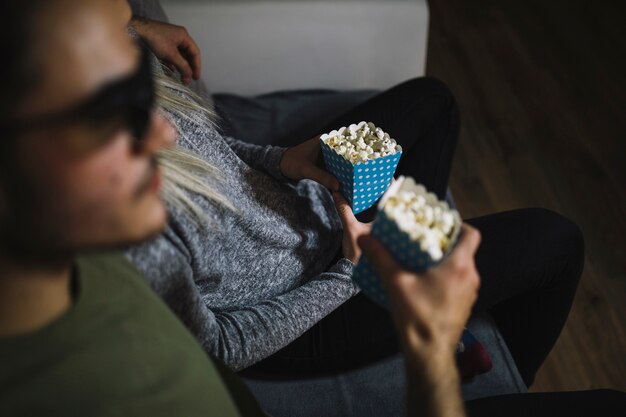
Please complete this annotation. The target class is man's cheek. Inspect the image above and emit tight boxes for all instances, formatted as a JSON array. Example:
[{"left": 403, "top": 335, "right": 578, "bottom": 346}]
[
  {"left": 66, "top": 170, "right": 130, "bottom": 224},
  {"left": 108, "top": 171, "right": 123, "bottom": 188}
]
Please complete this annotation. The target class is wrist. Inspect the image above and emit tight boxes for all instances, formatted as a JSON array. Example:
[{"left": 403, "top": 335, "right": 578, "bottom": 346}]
[
  {"left": 408, "top": 355, "right": 459, "bottom": 385},
  {"left": 405, "top": 352, "right": 464, "bottom": 417},
  {"left": 342, "top": 246, "right": 360, "bottom": 264},
  {"left": 129, "top": 16, "right": 149, "bottom": 36},
  {"left": 269, "top": 146, "right": 294, "bottom": 183},
  {"left": 129, "top": 15, "right": 145, "bottom": 26},
  {"left": 278, "top": 147, "right": 289, "bottom": 177},
  {"left": 405, "top": 342, "right": 458, "bottom": 382}
]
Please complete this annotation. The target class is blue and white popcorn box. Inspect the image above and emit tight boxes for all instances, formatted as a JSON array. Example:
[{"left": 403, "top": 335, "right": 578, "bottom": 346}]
[
  {"left": 320, "top": 140, "right": 401, "bottom": 214},
  {"left": 352, "top": 177, "right": 461, "bottom": 309}
]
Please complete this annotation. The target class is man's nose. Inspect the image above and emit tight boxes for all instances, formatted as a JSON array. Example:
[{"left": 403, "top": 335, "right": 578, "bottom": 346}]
[{"left": 136, "top": 110, "right": 177, "bottom": 155}]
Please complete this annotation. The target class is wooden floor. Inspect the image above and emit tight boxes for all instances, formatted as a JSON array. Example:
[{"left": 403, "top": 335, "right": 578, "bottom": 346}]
[{"left": 426, "top": 0, "right": 626, "bottom": 391}]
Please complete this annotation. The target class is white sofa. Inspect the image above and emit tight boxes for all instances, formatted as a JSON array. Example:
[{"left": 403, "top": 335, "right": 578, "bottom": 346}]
[{"left": 161, "top": 0, "right": 430, "bottom": 95}]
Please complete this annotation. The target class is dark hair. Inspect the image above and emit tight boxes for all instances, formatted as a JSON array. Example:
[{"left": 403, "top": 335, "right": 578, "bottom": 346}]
[
  {"left": 0, "top": 1, "right": 46, "bottom": 126},
  {"left": 0, "top": 0, "right": 46, "bottom": 172}
]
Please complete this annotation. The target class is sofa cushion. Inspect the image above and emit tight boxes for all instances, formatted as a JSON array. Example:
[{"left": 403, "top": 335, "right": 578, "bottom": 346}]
[
  {"left": 213, "top": 89, "right": 378, "bottom": 147},
  {"left": 241, "top": 314, "right": 526, "bottom": 417}
]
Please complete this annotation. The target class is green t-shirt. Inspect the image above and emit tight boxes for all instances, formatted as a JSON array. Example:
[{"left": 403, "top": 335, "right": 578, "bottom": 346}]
[{"left": 0, "top": 253, "right": 267, "bottom": 417}]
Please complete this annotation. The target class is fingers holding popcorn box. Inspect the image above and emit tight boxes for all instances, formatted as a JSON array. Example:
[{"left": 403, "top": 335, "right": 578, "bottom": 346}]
[
  {"left": 353, "top": 176, "right": 462, "bottom": 306},
  {"left": 320, "top": 121, "right": 402, "bottom": 214},
  {"left": 351, "top": 176, "right": 492, "bottom": 378}
]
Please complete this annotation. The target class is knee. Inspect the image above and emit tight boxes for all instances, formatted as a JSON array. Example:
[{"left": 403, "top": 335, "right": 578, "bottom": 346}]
[
  {"left": 397, "top": 77, "right": 460, "bottom": 139},
  {"left": 536, "top": 208, "right": 584, "bottom": 254},
  {"left": 402, "top": 76, "right": 457, "bottom": 108},
  {"left": 591, "top": 389, "right": 626, "bottom": 411},
  {"left": 594, "top": 388, "right": 626, "bottom": 397},
  {"left": 524, "top": 208, "right": 585, "bottom": 273}
]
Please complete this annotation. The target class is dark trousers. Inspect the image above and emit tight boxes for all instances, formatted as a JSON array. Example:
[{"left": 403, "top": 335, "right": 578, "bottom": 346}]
[{"left": 241, "top": 78, "right": 625, "bottom": 414}]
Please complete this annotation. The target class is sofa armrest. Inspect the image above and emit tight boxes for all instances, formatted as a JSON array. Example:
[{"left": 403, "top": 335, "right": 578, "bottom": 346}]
[
  {"left": 128, "top": 0, "right": 169, "bottom": 22},
  {"left": 161, "top": 0, "right": 429, "bottom": 95}
]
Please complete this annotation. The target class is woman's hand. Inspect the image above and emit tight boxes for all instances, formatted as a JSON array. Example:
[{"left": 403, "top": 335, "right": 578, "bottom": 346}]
[
  {"left": 279, "top": 135, "right": 340, "bottom": 191},
  {"left": 332, "top": 192, "right": 373, "bottom": 263},
  {"left": 130, "top": 17, "right": 201, "bottom": 85}
]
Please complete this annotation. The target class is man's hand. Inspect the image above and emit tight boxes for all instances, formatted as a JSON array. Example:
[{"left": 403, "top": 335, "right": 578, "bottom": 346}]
[
  {"left": 279, "top": 135, "right": 340, "bottom": 191},
  {"left": 358, "top": 224, "right": 481, "bottom": 365},
  {"left": 130, "top": 17, "right": 201, "bottom": 85},
  {"left": 358, "top": 225, "right": 480, "bottom": 417},
  {"left": 332, "top": 192, "right": 372, "bottom": 263}
]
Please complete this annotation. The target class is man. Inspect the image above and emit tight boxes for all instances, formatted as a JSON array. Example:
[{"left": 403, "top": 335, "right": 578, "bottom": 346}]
[{"left": 0, "top": 0, "right": 260, "bottom": 415}]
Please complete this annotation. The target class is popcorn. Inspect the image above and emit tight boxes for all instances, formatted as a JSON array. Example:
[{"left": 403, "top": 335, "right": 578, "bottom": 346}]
[
  {"left": 382, "top": 181, "right": 459, "bottom": 261},
  {"left": 319, "top": 122, "right": 402, "bottom": 214},
  {"left": 352, "top": 176, "right": 462, "bottom": 308},
  {"left": 320, "top": 121, "right": 402, "bottom": 164}
]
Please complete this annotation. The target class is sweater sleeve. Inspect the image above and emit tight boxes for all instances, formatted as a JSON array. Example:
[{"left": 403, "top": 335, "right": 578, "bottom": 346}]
[
  {"left": 126, "top": 235, "right": 360, "bottom": 371},
  {"left": 222, "top": 136, "right": 292, "bottom": 183}
]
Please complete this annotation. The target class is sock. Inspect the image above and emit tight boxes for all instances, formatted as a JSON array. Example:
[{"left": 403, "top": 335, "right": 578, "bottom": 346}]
[{"left": 456, "top": 329, "right": 493, "bottom": 381}]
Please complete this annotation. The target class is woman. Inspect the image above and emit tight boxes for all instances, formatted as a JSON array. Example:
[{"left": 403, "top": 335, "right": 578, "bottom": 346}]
[{"left": 127, "top": 18, "right": 583, "bottom": 388}]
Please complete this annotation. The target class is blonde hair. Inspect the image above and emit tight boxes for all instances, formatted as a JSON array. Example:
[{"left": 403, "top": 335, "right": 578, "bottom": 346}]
[{"left": 153, "top": 66, "right": 235, "bottom": 226}]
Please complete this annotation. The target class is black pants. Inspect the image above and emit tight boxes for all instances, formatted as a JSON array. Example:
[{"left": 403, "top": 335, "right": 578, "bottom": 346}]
[{"left": 242, "top": 78, "right": 625, "bottom": 414}]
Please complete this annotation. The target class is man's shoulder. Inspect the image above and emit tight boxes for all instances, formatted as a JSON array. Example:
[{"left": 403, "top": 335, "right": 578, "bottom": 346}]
[{"left": 0, "top": 250, "right": 243, "bottom": 417}]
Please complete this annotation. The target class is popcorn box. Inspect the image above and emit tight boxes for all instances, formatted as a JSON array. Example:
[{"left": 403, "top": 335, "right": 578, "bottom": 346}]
[
  {"left": 353, "top": 180, "right": 485, "bottom": 361},
  {"left": 320, "top": 140, "right": 402, "bottom": 214},
  {"left": 352, "top": 176, "right": 461, "bottom": 309}
]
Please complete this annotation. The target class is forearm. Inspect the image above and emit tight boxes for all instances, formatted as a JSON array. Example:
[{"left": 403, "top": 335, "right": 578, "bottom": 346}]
[
  {"left": 405, "top": 352, "right": 466, "bottom": 417},
  {"left": 128, "top": 15, "right": 148, "bottom": 33},
  {"left": 202, "top": 260, "right": 359, "bottom": 370},
  {"left": 222, "top": 136, "right": 291, "bottom": 182}
]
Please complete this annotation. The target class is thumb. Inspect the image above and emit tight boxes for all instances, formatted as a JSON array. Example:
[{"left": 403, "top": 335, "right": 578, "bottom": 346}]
[
  {"left": 302, "top": 164, "right": 340, "bottom": 191},
  {"left": 332, "top": 192, "right": 358, "bottom": 227},
  {"left": 447, "top": 223, "right": 482, "bottom": 264}
]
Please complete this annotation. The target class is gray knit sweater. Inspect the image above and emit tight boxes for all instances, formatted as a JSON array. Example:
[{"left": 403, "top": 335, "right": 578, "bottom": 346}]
[{"left": 126, "top": 104, "right": 359, "bottom": 371}]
